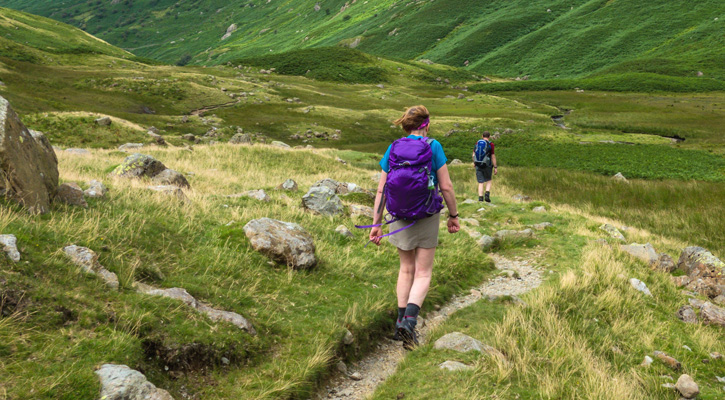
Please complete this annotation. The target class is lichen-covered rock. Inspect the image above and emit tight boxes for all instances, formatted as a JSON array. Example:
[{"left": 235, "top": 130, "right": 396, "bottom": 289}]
[
  {"left": 110, "top": 153, "right": 166, "bottom": 178},
  {"left": 302, "top": 186, "right": 344, "bottom": 216},
  {"left": 151, "top": 169, "right": 190, "bottom": 188},
  {"left": 277, "top": 179, "right": 298, "bottom": 192},
  {"left": 84, "top": 180, "right": 108, "bottom": 199},
  {"left": 678, "top": 246, "right": 725, "bottom": 278},
  {"left": 653, "top": 253, "right": 677, "bottom": 273},
  {"left": 62, "top": 245, "right": 119, "bottom": 289},
  {"left": 96, "top": 364, "right": 174, "bottom": 400},
  {"left": 349, "top": 204, "right": 373, "bottom": 219},
  {"left": 0, "top": 97, "right": 58, "bottom": 214},
  {"left": 620, "top": 243, "right": 658, "bottom": 265},
  {"left": 229, "top": 133, "right": 252, "bottom": 144},
  {"left": 227, "top": 189, "right": 271, "bottom": 202},
  {"left": 56, "top": 182, "right": 88, "bottom": 208},
  {"left": 0, "top": 234, "right": 20, "bottom": 262},
  {"left": 600, "top": 224, "right": 625, "bottom": 241},
  {"left": 243, "top": 218, "right": 317, "bottom": 269}
]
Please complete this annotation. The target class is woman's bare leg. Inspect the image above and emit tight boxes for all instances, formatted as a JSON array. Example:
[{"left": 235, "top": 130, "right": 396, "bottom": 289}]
[
  {"left": 396, "top": 249, "right": 416, "bottom": 308},
  {"left": 406, "top": 247, "right": 436, "bottom": 306}
]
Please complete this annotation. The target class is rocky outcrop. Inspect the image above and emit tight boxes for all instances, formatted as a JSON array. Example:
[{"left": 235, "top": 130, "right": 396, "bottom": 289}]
[
  {"left": 96, "top": 364, "right": 174, "bottom": 400},
  {"left": 302, "top": 186, "right": 344, "bottom": 216},
  {"left": 271, "top": 141, "right": 291, "bottom": 149},
  {"left": 676, "top": 247, "right": 725, "bottom": 299},
  {"left": 221, "top": 23, "right": 237, "bottom": 41},
  {"left": 151, "top": 169, "right": 190, "bottom": 189},
  {"left": 0, "top": 96, "right": 59, "bottom": 214},
  {"left": 243, "top": 218, "right": 317, "bottom": 269},
  {"left": 56, "top": 182, "right": 88, "bottom": 208},
  {"left": 110, "top": 154, "right": 166, "bottom": 179},
  {"left": 135, "top": 283, "right": 255, "bottom": 334},
  {"left": 0, "top": 234, "right": 20, "bottom": 262},
  {"left": 612, "top": 172, "right": 628, "bottom": 182},
  {"left": 62, "top": 245, "right": 119, "bottom": 289}
]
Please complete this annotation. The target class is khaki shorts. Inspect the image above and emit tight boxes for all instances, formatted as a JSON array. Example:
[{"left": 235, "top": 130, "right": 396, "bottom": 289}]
[{"left": 388, "top": 213, "right": 441, "bottom": 251}]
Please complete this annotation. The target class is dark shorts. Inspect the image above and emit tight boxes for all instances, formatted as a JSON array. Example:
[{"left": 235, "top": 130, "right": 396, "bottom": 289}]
[{"left": 476, "top": 165, "right": 493, "bottom": 183}]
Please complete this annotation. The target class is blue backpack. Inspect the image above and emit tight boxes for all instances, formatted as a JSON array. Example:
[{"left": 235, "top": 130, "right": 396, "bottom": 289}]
[{"left": 473, "top": 140, "right": 492, "bottom": 167}]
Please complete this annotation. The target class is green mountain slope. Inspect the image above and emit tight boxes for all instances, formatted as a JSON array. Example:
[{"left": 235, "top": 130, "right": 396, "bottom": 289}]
[{"left": 3, "top": 0, "right": 724, "bottom": 80}]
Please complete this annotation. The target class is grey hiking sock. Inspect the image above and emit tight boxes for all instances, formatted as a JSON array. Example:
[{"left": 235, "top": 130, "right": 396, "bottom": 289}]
[
  {"left": 404, "top": 303, "right": 420, "bottom": 320},
  {"left": 398, "top": 307, "right": 406, "bottom": 323}
]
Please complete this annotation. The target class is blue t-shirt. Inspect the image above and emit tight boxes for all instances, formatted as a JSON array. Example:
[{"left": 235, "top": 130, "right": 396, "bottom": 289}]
[{"left": 379, "top": 135, "right": 448, "bottom": 185}]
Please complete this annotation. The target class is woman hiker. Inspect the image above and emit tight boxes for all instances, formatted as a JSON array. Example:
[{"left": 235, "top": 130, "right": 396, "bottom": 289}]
[{"left": 369, "top": 105, "right": 460, "bottom": 349}]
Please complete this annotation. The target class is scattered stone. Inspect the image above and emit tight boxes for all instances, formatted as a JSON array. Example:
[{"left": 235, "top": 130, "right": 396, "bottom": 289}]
[
  {"left": 0, "top": 98, "right": 59, "bottom": 214},
  {"left": 227, "top": 189, "right": 271, "bottom": 202},
  {"left": 641, "top": 355, "right": 653, "bottom": 367},
  {"left": 151, "top": 169, "right": 190, "bottom": 189},
  {"left": 335, "top": 157, "right": 347, "bottom": 165},
  {"left": 349, "top": 204, "right": 374, "bottom": 219},
  {"left": 478, "top": 235, "right": 497, "bottom": 251},
  {"left": 682, "top": 345, "right": 692, "bottom": 352},
  {"left": 110, "top": 153, "right": 166, "bottom": 178},
  {"left": 653, "top": 253, "right": 677, "bottom": 273},
  {"left": 62, "top": 245, "right": 119, "bottom": 289},
  {"left": 512, "top": 194, "right": 531, "bottom": 202},
  {"left": 654, "top": 351, "right": 681, "bottom": 370},
  {"left": 531, "top": 222, "right": 553, "bottom": 230},
  {"left": 710, "top": 352, "right": 723, "bottom": 360},
  {"left": 675, "top": 374, "right": 699, "bottom": 399},
  {"left": 336, "top": 225, "right": 354, "bottom": 238},
  {"left": 271, "top": 141, "right": 291, "bottom": 149},
  {"left": 95, "top": 116, "right": 111, "bottom": 126},
  {"left": 612, "top": 172, "right": 628, "bottom": 182},
  {"left": 343, "top": 329, "right": 354, "bottom": 345},
  {"left": 96, "top": 364, "right": 174, "bottom": 400},
  {"left": 56, "top": 182, "right": 88, "bottom": 208},
  {"left": 182, "top": 133, "right": 197, "bottom": 142},
  {"left": 620, "top": 243, "right": 658, "bottom": 264},
  {"left": 450, "top": 159, "right": 463, "bottom": 165},
  {"left": 349, "top": 372, "right": 362, "bottom": 381},
  {"left": 434, "top": 332, "right": 504, "bottom": 359},
  {"left": 147, "top": 185, "right": 188, "bottom": 202},
  {"left": 661, "top": 383, "right": 676, "bottom": 390},
  {"left": 600, "top": 224, "right": 626, "bottom": 241},
  {"left": 229, "top": 133, "right": 252, "bottom": 144},
  {"left": 700, "top": 302, "right": 725, "bottom": 327},
  {"left": 276, "top": 179, "right": 298, "bottom": 191},
  {"left": 118, "top": 143, "right": 144, "bottom": 151},
  {"left": 439, "top": 361, "right": 473, "bottom": 371},
  {"left": 0, "top": 234, "right": 20, "bottom": 262},
  {"left": 629, "top": 278, "right": 652, "bottom": 296},
  {"left": 84, "top": 180, "right": 108, "bottom": 199},
  {"left": 494, "top": 229, "right": 534, "bottom": 240},
  {"left": 676, "top": 305, "right": 698, "bottom": 324},
  {"left": 336, "top": 361, "right": 348, "bottom": 374},
  {"left": 462, "top": 199, "right": 476, "bottom": 204},
  {"left": 243, "top": 218, "right": 317, "bottom": 269},
  {"left": 302, "top": 186, "right": 344, "bottom": 216},
  {"left": 147, "top": 130, "right": 166, "bottom": 146},
  {"left": 532, "top": 206, "right": 546, "bottom": 213}
]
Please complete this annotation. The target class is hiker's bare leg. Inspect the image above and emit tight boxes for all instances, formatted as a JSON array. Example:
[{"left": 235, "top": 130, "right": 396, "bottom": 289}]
[
  {"left": 407, "top": 247, "right": 436, "bottom": 306},
  {"left": 397, "top": 249, "right": 416, "bottom": 308},
  {"left": 478, "top": 182, "right": 485, "bottom": 197},
  {"left": 486, "top": 180, "right": 492, "bottom": 192}
]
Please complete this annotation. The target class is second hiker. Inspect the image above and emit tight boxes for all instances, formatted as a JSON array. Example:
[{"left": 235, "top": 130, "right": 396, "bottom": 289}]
[
  {"left": 369, "top": 105, "right": 460, "bottom": 350},
  {"left": 472, "top": 131, "right": 497, "bottom": 202}
]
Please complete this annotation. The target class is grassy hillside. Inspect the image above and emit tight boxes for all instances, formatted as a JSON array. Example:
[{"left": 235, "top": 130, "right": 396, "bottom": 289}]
[{"left": 4, "top": 0, "right": 724, "bottom": 82}]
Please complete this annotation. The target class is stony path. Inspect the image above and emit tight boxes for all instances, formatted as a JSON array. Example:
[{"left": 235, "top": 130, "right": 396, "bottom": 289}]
[{"left": 316, "top": 254, "right": 543, "bottom": 400}]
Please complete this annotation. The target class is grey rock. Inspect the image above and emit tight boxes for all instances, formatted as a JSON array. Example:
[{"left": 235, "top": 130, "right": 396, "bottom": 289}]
[
  {"left": 0, "top": 98, "right": 59, "bottom": 214},
  {"left": 229, "top": 133, "right": 252, "bottom": 144},
  {"left": 701, "top": 302, "right": 725, "bottom": 327},
  {"left": 676, "top": 305, "right": 698, "bottom": 324},
  {"left": 532, "top": 206, "right": 547, "bottom": 213},
  {"left": 478, "top": 235, "right": 497, "bottom": 251},
  {"left": 152, "top": 169, "right": 190, "bottom": 189},
  {"left": 714, "top": 295, "right": 725, "bottom": 305},
  {"left": 96, "top": 364, "right": 174, "bottom": 400},
  {"left": 494, "top": 229, "right": 534, "bottom": 240},
  {"left": 84, "top": 180, "right": 108, "bottom": 199},
  {"left": 675, "top": 374, "right": 699, "bottom": 398},
  {"left": 65, "top": 148, "right": 90, "bottom": 155},
  {"left": 349, "top": 372, "right": 362, "bottom": 381},
  {"left": 343, "top": 329, "right": 354, "bottom": 345},
  {"left": 349, "top": 204, "right": 373, "bottom": 219},
  {"left": 56, "top": 182, "right": 88, "bottom": 208},
  {"left": 434, "top": 332, "right": 505, "bottom": 360},
  {"left": 612, "top": 172, "right": 628, "bottom": 182},
  {"left": 336, "top": 225, "right": 354, "bottom": 238},
  {"left": 243, "top": 218, "right": 317, "bottom": 269},
  {"left": 336, "top": 361, "right": 348, "bottom": 374},
  {"left": 641, "top": 355, "right": 654, "bottom": 366},
  {"left": 271, "top": 141, "right": 291, "bottom": 149},
  {"left": 0, "top": 234, "right": 20, "bottom": 262},
  {"left": 600, "top": 224, "right": 625, "bottom": 241},
  {"left": 147, "top": 126, "right": 159, "bottom": 134},
  {"left": 462, "top": 199, "right": 476, "bottom": 204},
  {"left": 118, "top": 143, "right": 144, "bottom": 151},
  {"left": 439, "top": 361, "right": 474, "bottom": 371},
  {"left": 227, "top": 189, "right": 271, "bottom": 202},
  {"left": 277, "top": 179, "right": 298, "bottom": 192},
  {"left": 450, "top": 159, "right": 463, "bottom": 165},
  {"left": 512, "top": 194, "right": 531, "bottom": 202},
  {"left": 678, "top": 246, "right": 725, "bottom": 277},
  {"left": 135, "top": 283, "right": 197, "bottom": 307},
  {"left": 630, "top": 278, "right": 652, "bottom": 296},
  {"left": 147, "top": 130, "right": 166, "bottom": 146},
  {"left": 62, "top": 245, "right": 119, "bottom": 289},
  {"left": 147, "top": 185, "right": 189, "bottom": 203},
  {"left": 302, "top": 186, "right": 344, "bottom": 216},
  {"left": 654, "top": 253, "right": 677, "bottom": 273},
  {"left": 531, "top": 222, "right": 553, "bottom": 230},
  {"left": 182, "top": 133, "right": 197, "bottom": 142},
  {"left": 110, "top": 154, "right": 166, "bottom": 178},
  {"left": 95, "top": 116, "right": 112, "bottom": 126},
  {"left": 620, "top": 243, "right": 658, "bottom": 265},
  {"left": 196, "top": 303, "right": 256, "bottom": 334}
]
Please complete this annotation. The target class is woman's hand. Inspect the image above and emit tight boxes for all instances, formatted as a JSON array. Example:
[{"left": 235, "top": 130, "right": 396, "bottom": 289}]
[
  {"left": 447, "top": 217, "right": 460, "bottom": 233},
  {"left": 369, "top": 226, "right": 383, "bottom": 246}
]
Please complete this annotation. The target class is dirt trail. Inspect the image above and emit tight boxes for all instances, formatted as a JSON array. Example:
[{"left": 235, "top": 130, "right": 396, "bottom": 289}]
[
  {"left": 316, "top": 254, "right": 543, "bottom": 400},
  {"left": 190, "top": 99, "right": 241, "bottom": 116}
]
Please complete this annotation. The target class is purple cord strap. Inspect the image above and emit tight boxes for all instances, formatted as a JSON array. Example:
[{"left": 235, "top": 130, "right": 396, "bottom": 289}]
[{"left": 355, "top": 220, "right": 418, "bottom": 248}]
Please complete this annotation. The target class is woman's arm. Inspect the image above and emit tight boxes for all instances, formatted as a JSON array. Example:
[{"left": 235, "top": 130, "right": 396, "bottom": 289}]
[
  {"left": 436, "top": 165, "right": 460, "bottom": 233},
  {"left": 369, "top": 171, "right": 387, "bottom": 245}
]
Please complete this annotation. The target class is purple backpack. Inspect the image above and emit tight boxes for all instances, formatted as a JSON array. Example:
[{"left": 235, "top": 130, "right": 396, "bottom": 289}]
[{"left": 357, "top": 137, "right": 444, "bottom": 243}]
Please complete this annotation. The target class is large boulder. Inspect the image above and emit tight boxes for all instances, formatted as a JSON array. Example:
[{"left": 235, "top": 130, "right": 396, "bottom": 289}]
[
  {"left": 151, "top": 169, "right": 190, "bottom": 189},
  {"left": 243, "top": 218, "right": 317, "bottom": 269},
  {"left": 302, "top": 186, "right": 344, "bottom": 216},
  {"left": 96, "top": 364, "right": 174, "bottom": 400},
  {"left": 0, "top": 97, "right": 59, "bottom": 213},
  {"left": 110, "top": 154, "right": 166, "bottom": 179}
]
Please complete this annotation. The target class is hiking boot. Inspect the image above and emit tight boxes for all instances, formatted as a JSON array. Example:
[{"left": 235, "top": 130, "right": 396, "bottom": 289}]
[
  {"left": 478, "top": 196, "right": 484, "bottom": 202},
  {"left": 392, "top": 320, "right": 403, "bottom": 341},
  {"left": 398, "top": 317, "right": 418, "bottom": 350},
  {"left": 484, "top": 193, "right": 491, "bottom": 203}
]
